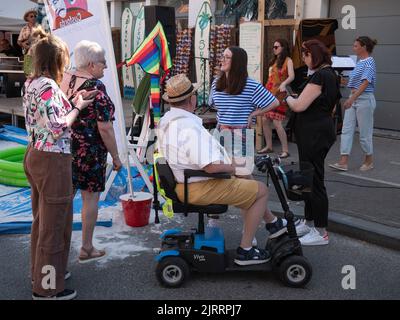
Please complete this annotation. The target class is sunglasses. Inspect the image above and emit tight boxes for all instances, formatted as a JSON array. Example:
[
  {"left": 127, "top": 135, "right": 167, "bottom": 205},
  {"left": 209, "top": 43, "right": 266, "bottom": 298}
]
[
  {"left": 273, "top": 46, "right": 281, "bottom": 49},
  {"left": 28, "top": 15, "right": 36, "bottom": 18}
]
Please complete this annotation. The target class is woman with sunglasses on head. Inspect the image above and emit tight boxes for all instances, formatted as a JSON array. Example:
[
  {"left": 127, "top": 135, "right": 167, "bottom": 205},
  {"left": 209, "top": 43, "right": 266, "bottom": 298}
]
[
  {"left": 61, "top": 40, "right": 122, "bottom": 264},
  {"left": 284, "top": 39, "right": 340, "bottom": 246},
  {"left": 23, "top": 33, "right": 93, "bottom": 300},
  {"left": 259, "top": 39, "right": 295, "bottom": 158},
  {"left": 329, "top": 36, "right": 377, "bottom": 172}
]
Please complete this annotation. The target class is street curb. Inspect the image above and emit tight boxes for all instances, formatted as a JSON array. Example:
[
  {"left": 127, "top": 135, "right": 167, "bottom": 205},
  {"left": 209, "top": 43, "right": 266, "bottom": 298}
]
[{"left": 269, "top": 200, "right": 400, "bottom": 251}]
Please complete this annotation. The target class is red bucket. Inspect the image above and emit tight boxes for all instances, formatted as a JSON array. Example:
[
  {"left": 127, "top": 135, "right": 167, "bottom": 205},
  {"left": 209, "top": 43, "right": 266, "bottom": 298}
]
[{"left": 120, "top": 192, "right": 153, "bottom": 227}]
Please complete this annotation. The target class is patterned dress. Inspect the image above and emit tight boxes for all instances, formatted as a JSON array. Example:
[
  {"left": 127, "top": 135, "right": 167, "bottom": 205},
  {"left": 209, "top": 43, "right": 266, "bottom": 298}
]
[
  {"left": 264, "top": 57, "right": 289, "bottom": 121},
  {"left": 70, "top": 79, "right": 115, "bottom": 192}
]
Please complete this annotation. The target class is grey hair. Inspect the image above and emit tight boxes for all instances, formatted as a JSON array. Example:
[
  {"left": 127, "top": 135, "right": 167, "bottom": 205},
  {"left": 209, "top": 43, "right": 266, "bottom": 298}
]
[{"left": 74, "top": 40, "right": 105, "bottom": 69}]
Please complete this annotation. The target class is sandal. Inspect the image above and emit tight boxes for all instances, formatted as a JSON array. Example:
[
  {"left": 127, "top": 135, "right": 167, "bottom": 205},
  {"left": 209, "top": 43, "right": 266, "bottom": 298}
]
[
  {"left": 279, "top": 152, "right": 290, "bottom": 159},
  {"left": 257, "top": 147, "right": 274, "bottom": 154},
  {"left": 79, "top": 247, "right": 106, "bottom": 264}
]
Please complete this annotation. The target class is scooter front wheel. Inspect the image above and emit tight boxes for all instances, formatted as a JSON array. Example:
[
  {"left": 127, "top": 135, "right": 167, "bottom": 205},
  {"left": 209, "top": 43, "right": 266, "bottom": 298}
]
[
  {"left": 278, "top": 255, "right": 312, "bottom": 288},
  {"left": 156, "top": 257, "right": 190, "bottom": 288}
]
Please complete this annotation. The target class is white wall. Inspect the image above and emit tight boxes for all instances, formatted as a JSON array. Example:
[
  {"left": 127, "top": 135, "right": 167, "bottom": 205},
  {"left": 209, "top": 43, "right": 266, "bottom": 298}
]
[
  {"left": 304, "top": 0, "right": 329, "bottom": 18},
  {"left": 0, "top": 0, "right": 35, "bottom": 20},
  {"left": 264, "top": 0, "right": 328, "bottom": 19}
]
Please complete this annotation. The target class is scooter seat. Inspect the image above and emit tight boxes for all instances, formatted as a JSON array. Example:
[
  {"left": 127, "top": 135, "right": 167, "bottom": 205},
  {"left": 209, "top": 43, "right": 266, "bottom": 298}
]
[{"left": 172, "top": 203, "right": 228, "bottom": 215}]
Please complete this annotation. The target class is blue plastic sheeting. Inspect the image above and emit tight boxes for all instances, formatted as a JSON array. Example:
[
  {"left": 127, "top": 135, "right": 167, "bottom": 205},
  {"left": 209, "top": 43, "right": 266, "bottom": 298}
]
[
  {"left": 0, "top": 125, "right": 153, "bottom": 235},
  {"left": 0, "top": 165, "right": 153, "bottom": 235},
  {"left": 0, "top": 166, "right": 151, "bottom": 235},
  {"left": 0, "top": 125, "right": 29, "bottom": 145},
  {"left": 0, "top": 187, "right": 113, "bottom": 235}
]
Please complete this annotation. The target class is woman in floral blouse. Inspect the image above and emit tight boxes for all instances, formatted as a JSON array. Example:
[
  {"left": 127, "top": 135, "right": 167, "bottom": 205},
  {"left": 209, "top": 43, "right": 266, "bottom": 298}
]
[
  {"left": 23, "top": 33, "right": 93, "bottom": 300},
  {"left": 61, "top": 40, "right": 122, "bottom": 264}
]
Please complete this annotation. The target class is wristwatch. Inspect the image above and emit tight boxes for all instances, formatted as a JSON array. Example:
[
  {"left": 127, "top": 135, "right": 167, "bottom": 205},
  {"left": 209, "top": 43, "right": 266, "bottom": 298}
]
[{"left": 283, "top": 94, "right": 296, "bottom": 105}]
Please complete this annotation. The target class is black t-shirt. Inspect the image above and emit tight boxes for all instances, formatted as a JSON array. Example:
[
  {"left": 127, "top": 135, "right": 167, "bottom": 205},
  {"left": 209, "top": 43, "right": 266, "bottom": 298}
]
[{"left": 301, "top": 66, "right": 340, "bottom": 117}]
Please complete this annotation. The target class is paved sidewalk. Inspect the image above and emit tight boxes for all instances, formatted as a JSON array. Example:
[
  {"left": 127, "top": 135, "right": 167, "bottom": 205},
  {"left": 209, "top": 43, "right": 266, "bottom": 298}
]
[{"left": 256, "top": 129, "right": 400, "bottom": 251}]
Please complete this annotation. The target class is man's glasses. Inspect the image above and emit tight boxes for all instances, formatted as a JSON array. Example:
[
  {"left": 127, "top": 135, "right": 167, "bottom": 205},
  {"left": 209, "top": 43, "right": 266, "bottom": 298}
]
[
  {"left": 96, "top": 60, "right": 107, "bottom": 67},
  {"left": 273, "top": 46, "right": 281, "bottom": 50},
  {"left": 28, "top": 15, "right": 36, "bottom": 18}
]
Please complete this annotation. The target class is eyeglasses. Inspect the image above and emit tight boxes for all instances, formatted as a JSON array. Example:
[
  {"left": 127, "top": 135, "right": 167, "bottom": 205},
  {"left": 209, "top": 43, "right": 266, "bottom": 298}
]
[
  {"left": 28, "top": 15, "right": 36, "bottom": 18},
  {"left": 221, "top": 55, "right": 232, "bottom": 61},
  {"left": 96, "top": 60, "right": 107, "bottom": 67},
  {"left": 273, "top": 46, "right": 281, "bottom": 50}
]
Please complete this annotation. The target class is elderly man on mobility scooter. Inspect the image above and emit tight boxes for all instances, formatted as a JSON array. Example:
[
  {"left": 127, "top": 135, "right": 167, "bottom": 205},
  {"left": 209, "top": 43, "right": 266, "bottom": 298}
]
[{"left": 157, "top": 74, "right": 302, "bottom": 266}]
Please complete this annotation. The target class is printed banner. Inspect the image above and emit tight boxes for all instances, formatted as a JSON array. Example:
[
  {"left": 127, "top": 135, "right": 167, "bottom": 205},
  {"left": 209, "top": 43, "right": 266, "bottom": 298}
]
[
  {"left": 121, "top": 8, "right": 135, "bottom": 99},
  {"left": 43, "top": 0, "right": 128, "bottom": 162}
]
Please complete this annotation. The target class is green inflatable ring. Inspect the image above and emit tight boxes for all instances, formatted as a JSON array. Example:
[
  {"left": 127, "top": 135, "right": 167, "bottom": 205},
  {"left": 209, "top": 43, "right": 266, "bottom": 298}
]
[{"left": 0, "top": 146, "right": 30, "bottom": 187}]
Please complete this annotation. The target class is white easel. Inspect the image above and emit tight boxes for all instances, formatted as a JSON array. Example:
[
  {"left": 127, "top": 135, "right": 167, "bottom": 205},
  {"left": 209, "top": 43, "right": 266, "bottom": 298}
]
[{"left": 100, "top": 99, "right": 154, "bottom": 201}]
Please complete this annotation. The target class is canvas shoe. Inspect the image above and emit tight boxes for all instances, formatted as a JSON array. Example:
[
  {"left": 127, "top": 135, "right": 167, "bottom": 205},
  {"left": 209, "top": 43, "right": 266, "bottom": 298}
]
[
  {"left": 265, "top": 217, "right": 287, "bottom": 239},
  {"left": 32, "top": 289, "right": 77, "bottom": 300},
  {"left": 295, "top": 219, "right": 312, "bottom": 237},
  {"left": 234, "top": 247, "right": 271, "bottom": 266},
  {"left": 299, "top": 227, "right": 329, "bottom": 246}
]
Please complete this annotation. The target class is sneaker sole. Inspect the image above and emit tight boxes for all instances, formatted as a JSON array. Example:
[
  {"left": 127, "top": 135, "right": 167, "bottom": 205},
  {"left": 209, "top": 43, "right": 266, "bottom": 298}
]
[
  {"left": 234, "top": 257, "right": 271, "bottom": 266},
  {"left": 268, "top": 227, "right": 287, "bottom": 239},
  {"left": 300, "top": 240, "right": 329, "bottom": 246},
  {"left": 78, "top": 254, "right": 106, "bottom": 264},
  {"left": 32, "top": 291, "right": 77, "bottom": 300},
  {"left": 329, "top": 164, "right": 348, "bottom": 171}
]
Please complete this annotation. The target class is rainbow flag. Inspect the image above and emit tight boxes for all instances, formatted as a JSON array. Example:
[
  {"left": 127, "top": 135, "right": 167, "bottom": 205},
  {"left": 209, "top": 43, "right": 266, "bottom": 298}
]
[{"left": 124, "top": 22, "right": 172, "bottom": 124}]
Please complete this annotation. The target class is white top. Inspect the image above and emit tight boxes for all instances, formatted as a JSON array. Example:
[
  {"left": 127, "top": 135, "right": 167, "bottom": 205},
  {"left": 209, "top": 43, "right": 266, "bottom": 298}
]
[
  {"left": 347, "top": 57, "right": 376, "bottom": 93},
  {"left": 157, "top": 107, "right": 231, "bottom": 183}
]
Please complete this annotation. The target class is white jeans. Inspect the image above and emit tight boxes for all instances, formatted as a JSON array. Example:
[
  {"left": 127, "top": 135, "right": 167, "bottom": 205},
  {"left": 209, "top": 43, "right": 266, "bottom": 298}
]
[{"left": 340, "top": 92, "right": 376, "bottom": 155}]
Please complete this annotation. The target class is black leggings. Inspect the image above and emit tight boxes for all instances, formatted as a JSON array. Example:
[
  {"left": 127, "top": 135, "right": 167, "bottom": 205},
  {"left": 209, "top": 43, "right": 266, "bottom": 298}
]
[{"left": 295, "top": 117, "right": 335, "bottom": 228}]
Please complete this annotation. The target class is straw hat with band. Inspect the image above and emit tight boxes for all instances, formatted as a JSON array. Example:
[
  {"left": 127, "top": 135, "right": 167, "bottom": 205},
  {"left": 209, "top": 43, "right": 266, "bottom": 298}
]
[
  {"left": 24, "top": 9, "right": 37, "bottom": 22},
  {"left": 162, "top": 74, "right": 201, "bottom": 103}
]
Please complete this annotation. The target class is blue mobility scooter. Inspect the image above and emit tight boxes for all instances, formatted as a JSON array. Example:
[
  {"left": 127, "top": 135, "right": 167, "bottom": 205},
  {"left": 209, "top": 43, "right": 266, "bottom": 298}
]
[{"left": 154, "top": 155, "right": 313, "bottom": 288}]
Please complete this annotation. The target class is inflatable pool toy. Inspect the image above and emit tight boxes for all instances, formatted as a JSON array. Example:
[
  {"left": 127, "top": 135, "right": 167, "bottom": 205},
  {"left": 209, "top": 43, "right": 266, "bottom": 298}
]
[{"left": 0, "top": 146, "right": 29, "bottom": 187}]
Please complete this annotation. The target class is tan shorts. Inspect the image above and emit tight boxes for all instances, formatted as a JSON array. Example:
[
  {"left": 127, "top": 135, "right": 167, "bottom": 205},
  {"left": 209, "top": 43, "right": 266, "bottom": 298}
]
[{"left": 175, "top": 177, "right": 259, "bottom": 210}]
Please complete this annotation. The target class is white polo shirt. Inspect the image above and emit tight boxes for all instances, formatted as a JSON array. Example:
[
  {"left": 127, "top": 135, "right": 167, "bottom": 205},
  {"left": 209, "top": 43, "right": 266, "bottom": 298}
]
[{"left": 157, "top": 107, "right": 231, "bottom": 183}]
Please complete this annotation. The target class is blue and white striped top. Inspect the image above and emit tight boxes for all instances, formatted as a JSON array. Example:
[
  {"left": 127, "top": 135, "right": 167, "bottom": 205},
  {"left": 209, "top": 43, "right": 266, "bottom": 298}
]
[
  {"left": 209, "top": 78, "right": 277, "bottom": 126},
  {"left": 347, "top": 57, "right": 376, "bottom": 93}
]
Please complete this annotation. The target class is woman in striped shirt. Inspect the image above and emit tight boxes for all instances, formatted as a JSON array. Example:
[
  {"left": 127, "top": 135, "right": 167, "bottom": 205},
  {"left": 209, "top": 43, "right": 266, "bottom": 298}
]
[
  {"left": 209, "top": 47, "right": 298, "bottom": 244},
  {"left": 209, "top": 46, "right": 279, "bottom": 159},
  {"left": 330, "top": 36, "right": 378, "bottom": 172}
]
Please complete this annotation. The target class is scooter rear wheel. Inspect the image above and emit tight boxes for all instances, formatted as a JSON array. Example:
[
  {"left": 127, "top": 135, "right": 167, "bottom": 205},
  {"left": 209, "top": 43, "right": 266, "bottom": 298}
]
[
  {"left": 156, "top": 257, "right": 190, "bottom": 288},
  {"left": 278, "top": 255, "right": 312, "bottom": 288}
]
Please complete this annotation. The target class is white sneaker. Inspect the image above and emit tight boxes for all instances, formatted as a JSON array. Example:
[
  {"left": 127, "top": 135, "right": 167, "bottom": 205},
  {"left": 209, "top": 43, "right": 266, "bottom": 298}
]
[
  {"left": 299, "top": 228, "right": 329, "bottom": 246},
  {"left": 295, "top": 220, "right": 312, "bottom": 237}
]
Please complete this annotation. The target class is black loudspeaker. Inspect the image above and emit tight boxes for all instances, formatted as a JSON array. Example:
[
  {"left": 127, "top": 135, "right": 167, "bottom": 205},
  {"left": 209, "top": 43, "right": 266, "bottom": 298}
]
[
  {"left": 144, "top": 6, "right": 176, "bottom": 59},
  {"left": 5, "top": 73, "right": 26, "bottom": 98}
]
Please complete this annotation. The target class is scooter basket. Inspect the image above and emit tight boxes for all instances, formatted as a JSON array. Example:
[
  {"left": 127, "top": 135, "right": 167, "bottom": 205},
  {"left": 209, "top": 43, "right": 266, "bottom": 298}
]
[{"left": 278, "top": 162, "right": 314, "bottom": 201}]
